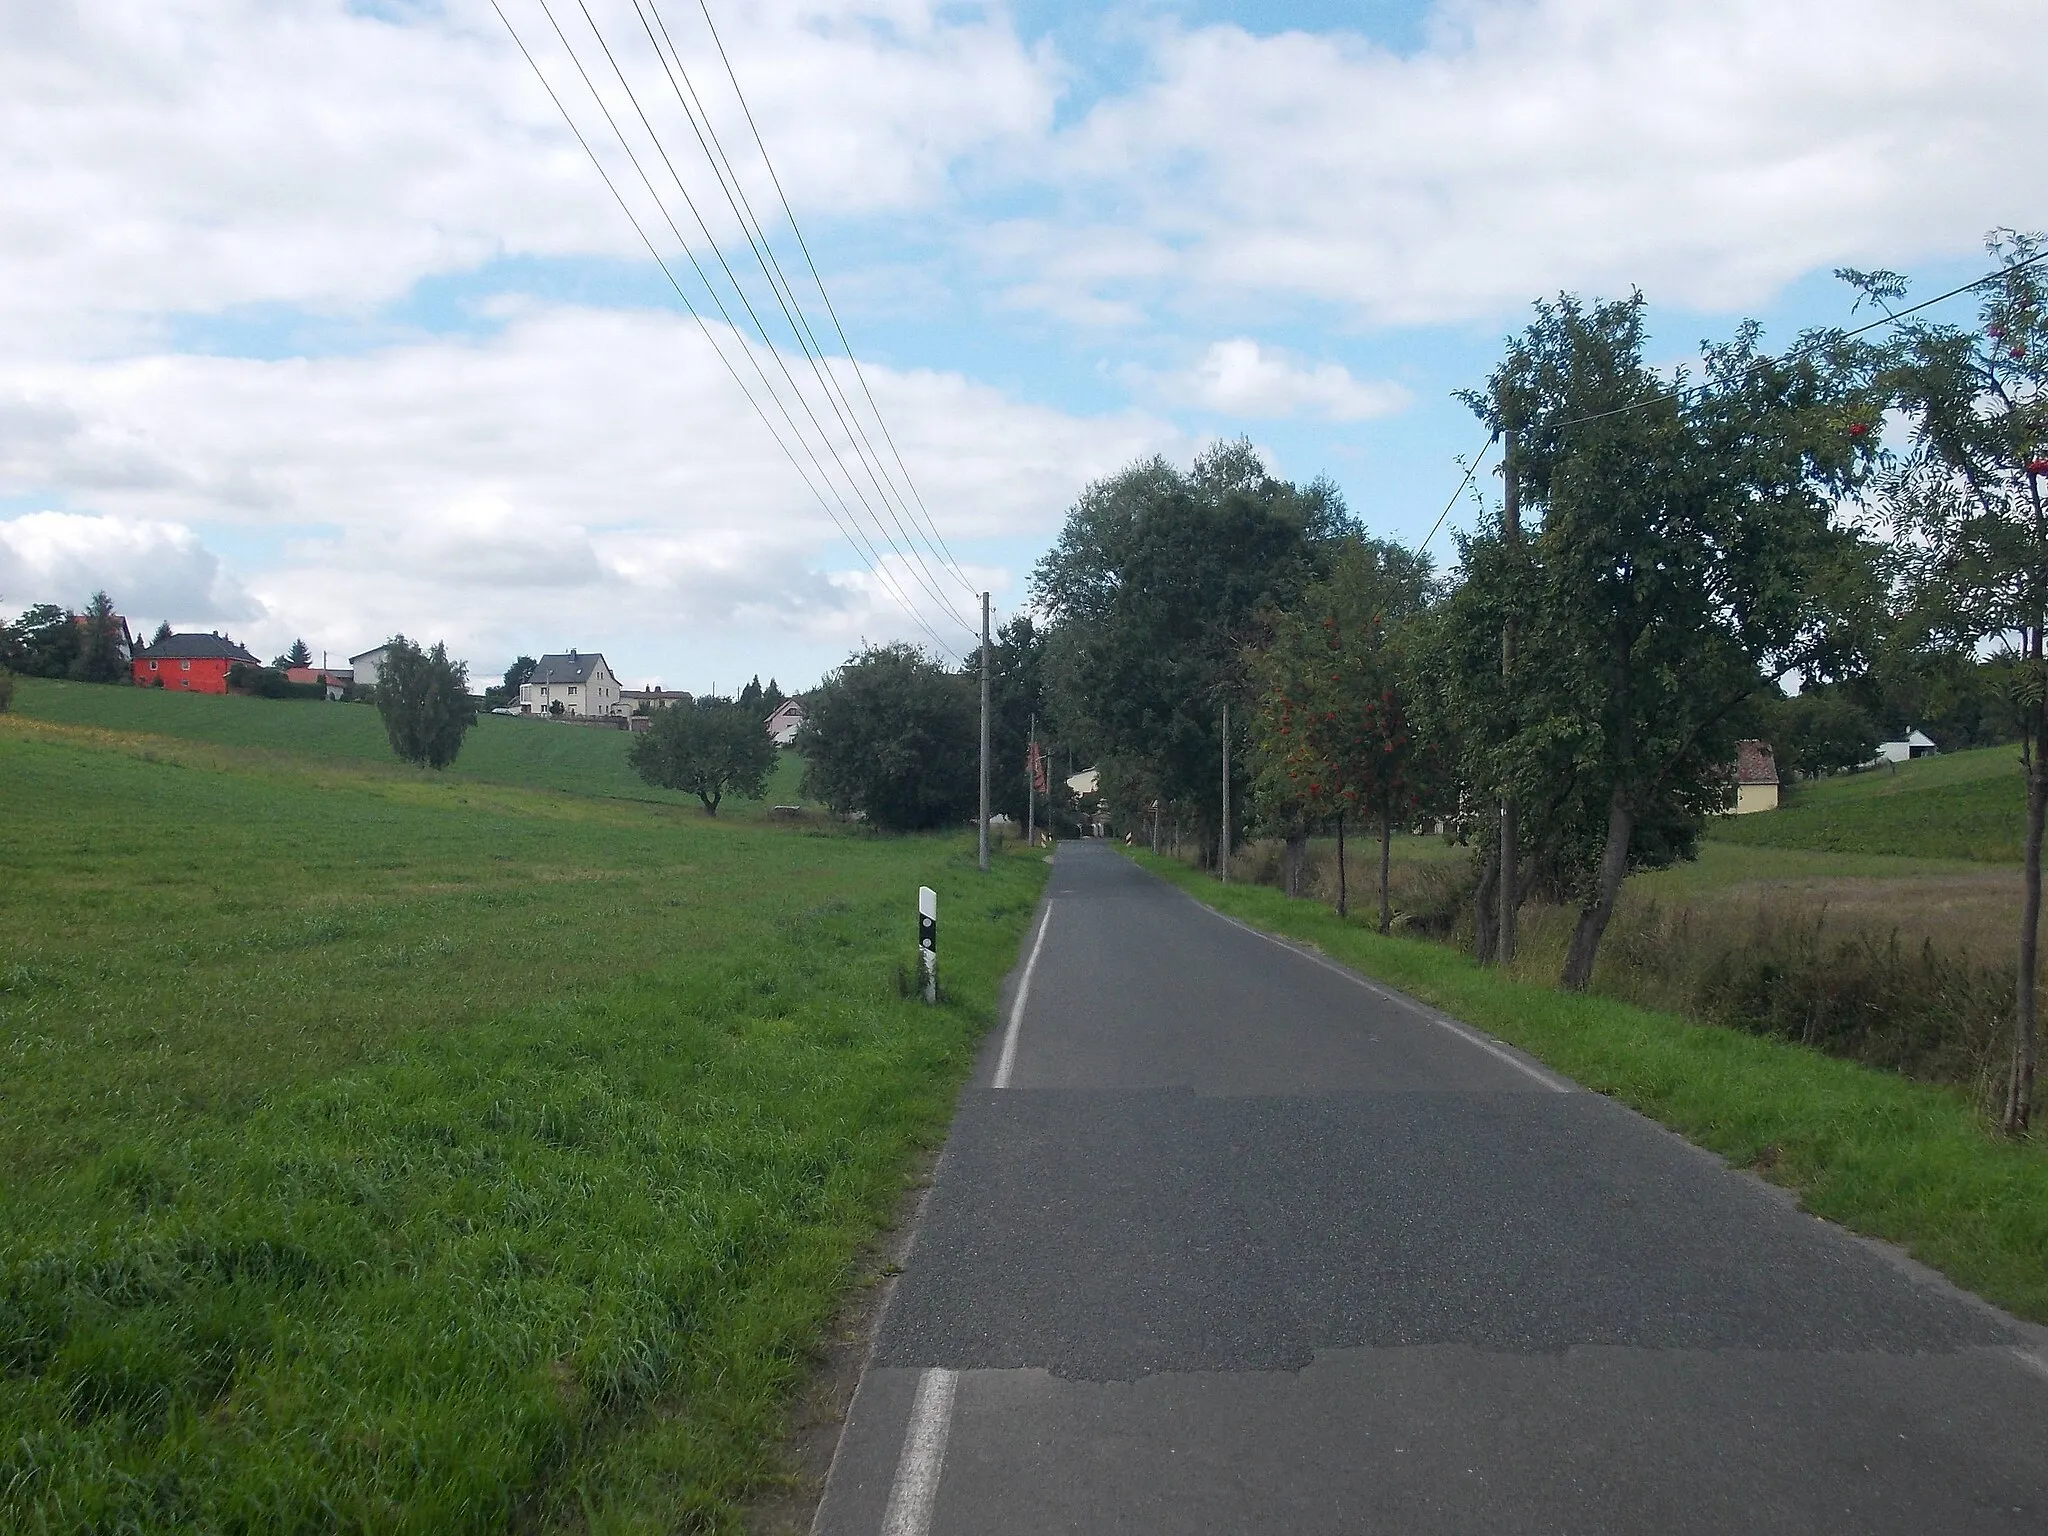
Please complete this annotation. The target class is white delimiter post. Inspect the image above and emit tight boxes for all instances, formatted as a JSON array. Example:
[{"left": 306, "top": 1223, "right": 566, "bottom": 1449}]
[
  {"left": 978, "top": 592, "right": 991, "bottom": 873},
  {"left": 918, "top": 885, "right": 938, "bottom": 1005}
]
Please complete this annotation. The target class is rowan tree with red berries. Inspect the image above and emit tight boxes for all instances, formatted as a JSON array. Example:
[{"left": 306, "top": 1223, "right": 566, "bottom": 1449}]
[{"left": 1253, "top": 537, "right": 1440, "bottom": 931}]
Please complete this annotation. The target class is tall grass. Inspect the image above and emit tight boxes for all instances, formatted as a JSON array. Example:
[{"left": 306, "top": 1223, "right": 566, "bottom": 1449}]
[{"left": 1, "top": 712, "right": 1047, "bottom": 1531}]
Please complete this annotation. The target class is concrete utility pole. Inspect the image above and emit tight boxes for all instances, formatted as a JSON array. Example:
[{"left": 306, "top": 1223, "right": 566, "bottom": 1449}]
[
  {"left": 1220, "top": 701, "right": 1231, "bottom": 884},
  {"left": 979, "top": 592, "right": 991, "bottom": 873},
  {"left": 1498, "top": 426, "right": 1521, "bottom": 965}
]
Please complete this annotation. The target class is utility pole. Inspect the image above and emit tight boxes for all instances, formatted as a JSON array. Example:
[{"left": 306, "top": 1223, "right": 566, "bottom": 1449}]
[
  {"left": 1498, "top": 425, "right": 1521, "bottom": 965},
  {"left": 978, "top": 592, "right": 991, "bottom": 873},
  {"left": 1025, "top": 712, "right": 1036, "bottom": 849},
  {"left": 1220, "top": 700, "right": 1231, "bottom": 884}
]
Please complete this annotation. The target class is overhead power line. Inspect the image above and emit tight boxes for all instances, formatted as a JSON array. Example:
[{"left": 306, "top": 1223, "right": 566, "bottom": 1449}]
[{"left": 490, "top": 0, "right": 967, "bottom": 663}]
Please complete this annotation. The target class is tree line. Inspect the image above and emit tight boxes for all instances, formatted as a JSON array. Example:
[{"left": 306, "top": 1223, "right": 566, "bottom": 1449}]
[{"left": 790, "top": 230, "right": 2047, "bottom": 1135}]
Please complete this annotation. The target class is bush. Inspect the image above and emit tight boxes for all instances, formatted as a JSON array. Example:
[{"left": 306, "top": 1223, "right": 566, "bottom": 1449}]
[
  {"left": 797, "top": 644, "right": 977, "bottom": 831},
  {"left": 372, "top": 636, "right": 474, "bottom": 769},
  {"left": 0, "top": 668, "right": 13, "bottom": 713},
  {"left": 226, "top": 663, "right": 325, "bottom": 700},
  {"left": 627, "top": 697, "right": 777, "bottom": 814}
]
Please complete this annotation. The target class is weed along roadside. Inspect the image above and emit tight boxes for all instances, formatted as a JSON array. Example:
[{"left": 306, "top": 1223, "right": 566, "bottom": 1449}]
[
  {"left": 0, "top": 705, "right": 1049, "bottom": 1530},
  {"left": 1129, "top": 849, "right": 2048, "bottom": 1327}
]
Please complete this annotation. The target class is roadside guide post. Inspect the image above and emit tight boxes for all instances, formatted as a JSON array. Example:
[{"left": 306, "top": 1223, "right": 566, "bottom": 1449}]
[{"left": 918, "top": 886, "right": 938, "bottom": 1005}]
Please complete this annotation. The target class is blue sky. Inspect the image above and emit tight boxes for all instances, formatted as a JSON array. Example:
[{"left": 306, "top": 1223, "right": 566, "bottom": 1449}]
[{"left": 0, "top": 0, "right": 2031, "bottom": 691}]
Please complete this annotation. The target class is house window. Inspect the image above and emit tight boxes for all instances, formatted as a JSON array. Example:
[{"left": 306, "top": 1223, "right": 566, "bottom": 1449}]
[
  {"left": 180, "top": 660, "right": 190, "bottom": 671},
  {"left": 568, "top": 686, "right": 577, "bottom": 695},
  {"left": 149, "top": 660, "right": 159, "bottom": 671}
]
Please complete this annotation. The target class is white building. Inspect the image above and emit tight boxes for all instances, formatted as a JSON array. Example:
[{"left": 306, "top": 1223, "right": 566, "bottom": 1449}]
[
  {"left": 1876, "top": 728, "right": 1938, "bottom": 764},
  {"left": 520, "top": 651, "right": 625, "bottom": 717},
  {"left": 766, "top": 699, "right": 806, "bottom": 745},
  {"left": 348, "top": 645, "right": 392, "bottom": 690}
]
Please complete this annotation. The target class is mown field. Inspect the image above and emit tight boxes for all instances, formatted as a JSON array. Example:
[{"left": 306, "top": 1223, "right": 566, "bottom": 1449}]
[
  {"left": 1703, "top": 744, "right": 2025, "bottom": 862},
  {"left": 0, "top": 686, "right": 1045, "bottom": 1532},
  {"left": 9, "top": 677, "right": 806, "bottom": 812}
]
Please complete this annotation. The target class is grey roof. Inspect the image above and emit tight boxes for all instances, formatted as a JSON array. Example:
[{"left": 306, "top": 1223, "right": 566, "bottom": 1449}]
[
  {"left": 530, "top": 652, "right": 608, "bottom": 685},
  {"left": 141, "top": 632, "right": 261, "bottom": 664}
]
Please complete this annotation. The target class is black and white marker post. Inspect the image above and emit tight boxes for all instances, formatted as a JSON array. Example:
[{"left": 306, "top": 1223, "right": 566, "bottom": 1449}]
[{"left": 918, "top": 885, "right": 938, "bottom": 1005}]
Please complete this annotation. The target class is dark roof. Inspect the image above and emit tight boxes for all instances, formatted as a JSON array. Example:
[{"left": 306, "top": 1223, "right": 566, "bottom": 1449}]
[
  {"left": 531, "top": 652, "right": 608, "bottom": 685},
  {"left": 1734, "top": 739, "right": 1779, "bottom": 786},
  {"left": 140, "top": 632, "right": 261, "bottom": 664}
]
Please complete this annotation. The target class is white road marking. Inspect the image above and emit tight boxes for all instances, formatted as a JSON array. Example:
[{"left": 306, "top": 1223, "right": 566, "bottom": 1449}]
[
  {"left": 992, "top": 902, "right": 1053, "bottom": 1090},
  {"left": 2011, "top": 1347, "right": 2048, "bottom": 1384},
  {"left": 1198, "top": 902, "right": 1573, "bottom": 1094},
  {"left": 879, "top": 1366, "right": 959, "bottom": 1536}
]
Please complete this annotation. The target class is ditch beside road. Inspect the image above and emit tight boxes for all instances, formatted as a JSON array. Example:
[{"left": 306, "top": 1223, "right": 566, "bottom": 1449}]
[{"left": 816, "top": 839, "right": 2048, "bottom": 1535}]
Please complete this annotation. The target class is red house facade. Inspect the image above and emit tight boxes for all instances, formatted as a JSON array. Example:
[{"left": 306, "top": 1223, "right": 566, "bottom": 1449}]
[{"left": 132, "top": 632, "right": 262, "bottom": 694}]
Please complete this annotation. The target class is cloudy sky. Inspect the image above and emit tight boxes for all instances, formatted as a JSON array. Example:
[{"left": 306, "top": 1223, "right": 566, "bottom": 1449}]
[{"left": 0, "top": 0, "right": 2032, "bottom": 692}]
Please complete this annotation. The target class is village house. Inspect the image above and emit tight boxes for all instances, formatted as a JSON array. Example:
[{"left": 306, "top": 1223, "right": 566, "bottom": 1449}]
[
  {"left": 348, "top": 645, "right": 392, "bottom": 690},
  {"left": 1877, "top": 728, "right": 1939, "bottom": 764},
  {"left": 765, "top": 698, "right": 805, "bottom": 745},
  {"left": 286, "top": 664, "right": 353, "bottom": 700},
  {"left": 520, "top": 651, "right": 625, "bottom": 717},
  {"left": 1730, "top": 739, "right": 1780, "bottom": 813},
  {"left": 622, "top": 686, "right": 691, "bottom": 713},
  {"left": 132, "top": 632, "right": 261, "bottom": 694}
]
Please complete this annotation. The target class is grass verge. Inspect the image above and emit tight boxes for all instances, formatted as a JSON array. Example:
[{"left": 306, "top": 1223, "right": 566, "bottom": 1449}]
[
  {"left": 2, "top": 710, "right": 1046, "bottom": 1532},
  {"left": 1133, "top": 850, "right": 2048, "bottom": 1327}
]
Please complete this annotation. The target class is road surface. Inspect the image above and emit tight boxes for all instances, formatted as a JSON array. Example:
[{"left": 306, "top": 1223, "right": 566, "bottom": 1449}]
[{"left": 815, "top": 841, "right": 2048, "bottom": 1533}]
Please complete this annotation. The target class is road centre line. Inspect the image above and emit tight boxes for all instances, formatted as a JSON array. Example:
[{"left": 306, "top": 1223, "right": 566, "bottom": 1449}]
[
  {"left": 878, "top": 1367, "right": 958, "bottom": 1536},
  {"left": 991, "top": 901, "right": 1053, "bottom": 1090},
  {"left": 1195, "top": 900, "right": 1573, "bottom": 1094}
]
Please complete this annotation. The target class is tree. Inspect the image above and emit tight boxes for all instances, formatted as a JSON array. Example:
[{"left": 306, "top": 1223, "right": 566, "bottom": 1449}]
[
  {"left": 1453, "top": 294, "right": 1881, "bottom": 990},
  {"left": 273, "top": 637, "right": 313, "bottom": 670},
  {"left": 761, "top": 677, "right": 786, "bottom": 712},
  {"left": 965, "top": 614, "right": 1049, "bottom": 824},
  {"left": 797, "top": 644, "right": 977, "bottom": 830},
  {"left": 1032, "top": 440, "right": 1358, "bottom": 864},
  {"left": 6, "top": 604, "right": 80, "bottom": 678},
  {"left": 484, "top": 654, "right": 538, "bottom": 711},
  {"left": 1846, "top": 230, "right": 2048, "bottom": 1132},
  {"left": 374, "top": 636, "right": 474, "bottom": 769},
  {"left": 70, "top": 592, "right": 127, "bottom": 684},
  {"left": 150, "top": 620, "right": 174, "bottom": 649},
  {"left": 1757, "top": 687, "right": 1879, "bottom": 779},
  {"left": 628, "top": 696, "right": 778, "bottom": 814},
  {"left": 737, "top": 675, "right": 764, "bottom": 711},
  {"left": 1254, "top": 538, "right": 1439, "bottom": 929}
]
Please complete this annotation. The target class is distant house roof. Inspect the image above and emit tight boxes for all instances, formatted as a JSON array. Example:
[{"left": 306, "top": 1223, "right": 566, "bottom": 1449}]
[
  {"left": 766, "top": 699, "right": 804, "bottom": 725},
  {"left": 348, "top": 645, "right": 390, "bottom": 665},
  {"left": 142, "top": 632, "right": 261, "bottom": 664},
  {"left": 530, "top": 652, "right": 608, "bottom": 685},
  {"left": 1733, "top": 739, "right": 1779, "bottom": 786}
]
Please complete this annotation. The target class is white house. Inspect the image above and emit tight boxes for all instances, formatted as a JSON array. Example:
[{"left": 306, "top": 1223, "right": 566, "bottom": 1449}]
[
  {"left": 520, "top": 651, "right": 625, "bottom": 717},
  {"left": 348, "top": 645, "right": 392, "bottom": 689},
  {"left": 1876, "top": 728, "right": 1938, "bottom": 764},
  {"left": 766, "top": 698, "right": 806, "bottom": 745}
]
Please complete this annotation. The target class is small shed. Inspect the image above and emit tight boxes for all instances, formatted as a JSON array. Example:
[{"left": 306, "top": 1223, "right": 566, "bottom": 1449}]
[
  {"left": 1731, "top": 739, "right": 1780, "bottom": 814},
  {"left": 1876, "top": 728, "right": 1938, "bottom": 764}
]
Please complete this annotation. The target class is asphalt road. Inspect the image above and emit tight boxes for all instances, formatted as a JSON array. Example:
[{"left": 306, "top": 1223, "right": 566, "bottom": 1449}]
[{"left": 814, "top": 841, "right": 2048, "bottom": 1534}]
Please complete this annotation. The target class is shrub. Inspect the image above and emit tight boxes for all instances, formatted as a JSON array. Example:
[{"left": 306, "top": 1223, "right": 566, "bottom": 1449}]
[{"left": 0, "top": 668, "right": 13, "bottom": 712}]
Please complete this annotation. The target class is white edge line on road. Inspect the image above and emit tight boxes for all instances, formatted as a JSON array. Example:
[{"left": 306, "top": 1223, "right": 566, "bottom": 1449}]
[
  {"left": 991, "top": 902, "right": 1053, "bottom": 1090},
  {"left": 2011, "top": 1347, "right": 2048, "bottom": 1384},
  {"left": 1198, "top": 902, "right": 1573, "bottom": 1094},
  {"left": 879, "top": 1366, "right": 958, "bottom": 1536}
]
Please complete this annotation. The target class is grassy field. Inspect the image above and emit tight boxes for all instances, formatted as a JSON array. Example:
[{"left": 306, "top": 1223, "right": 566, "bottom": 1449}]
[
  {"left": 0, "top": 690, "right": 1046, "bottom": 1531},
  {"left": 1704, "top": 744, "right": 2026, "bottom": 862},
  {"left": 8, "top": 676, "right": 807, "bottom": 813},
  {"left": 1136, "top": 851, "right": 2048, "bottom": 1326}
]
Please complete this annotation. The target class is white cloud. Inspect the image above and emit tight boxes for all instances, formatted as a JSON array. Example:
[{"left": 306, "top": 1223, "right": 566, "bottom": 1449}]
[
  {"left": 1143, "top": 339, "right": 1409, "bottom": 422},
  {"left": 0, "top": 512, "right": 259, "bottom": 625},
  {"left": 0, "top": 0, "right": 1053, "bottom": 351},
  {"left": 1004, "top": 0, "right": 2039, "bottom": 323},
  {"left": 0, "top": 305, "right": 1176, "bottom": 675}
]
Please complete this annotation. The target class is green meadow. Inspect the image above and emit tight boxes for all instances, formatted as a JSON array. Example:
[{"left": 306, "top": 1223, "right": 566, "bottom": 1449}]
[
  {"left": 0, "top": 684, "right": 1046, "bottom": 1532},
  {"left": 1703, "top": 744, "right": 2026, "bottom": 863}
]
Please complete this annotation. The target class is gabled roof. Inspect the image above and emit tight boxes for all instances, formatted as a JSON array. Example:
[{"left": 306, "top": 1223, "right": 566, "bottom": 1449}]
[
  {"left": 530, "top": 652, "right": 609, "bottom": 685},
  {"left": 1733, "top": 739, "right": 1778, "bottom": 786},
  {"left": 348, "top": 645, "right": 390, "bottom": 665},
  {"left": 141, "top": 632, "right": 261, "bottom": 664},
  {"left": 765, "top": 699, "right": 805, "bottom": 723}
]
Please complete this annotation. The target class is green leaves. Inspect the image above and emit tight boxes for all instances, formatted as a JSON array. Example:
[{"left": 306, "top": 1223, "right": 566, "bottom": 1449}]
[
  {"left": 374, "top": 636, "right": 474, "bottom": 771},
  {"left": 628, "top": 696, "right": 779, "bottom": 815}
]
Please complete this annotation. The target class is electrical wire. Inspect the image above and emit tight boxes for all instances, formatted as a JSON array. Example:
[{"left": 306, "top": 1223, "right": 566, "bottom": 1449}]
[
  {"left": 627, "top": 0, "right": 977, "bottom": 622},
  {"left": 491, "top": 0, "right": 966, "bottom": 662},
  {"left": 558, "top": 0, "right": 974, "bottom": 637}
]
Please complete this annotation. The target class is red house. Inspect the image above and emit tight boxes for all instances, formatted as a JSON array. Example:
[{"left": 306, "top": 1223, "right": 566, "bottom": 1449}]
[{"left": 132, "top": 632, "right": 262, "bottom": 694}]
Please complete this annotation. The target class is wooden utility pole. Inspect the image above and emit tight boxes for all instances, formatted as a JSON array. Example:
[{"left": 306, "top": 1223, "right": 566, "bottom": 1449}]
[
  {"left": 1498, "top": 426, "right": 1521, "bottom": 965},
  {"left": 978, "top": 592, "right": 991, "bottom": 872},
  {"left": 1220, "top": 701, "right": 1231, "bottom": 884},
  {"left": 1025, "top": 712, "right": 1037, "bottom": 849}
]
